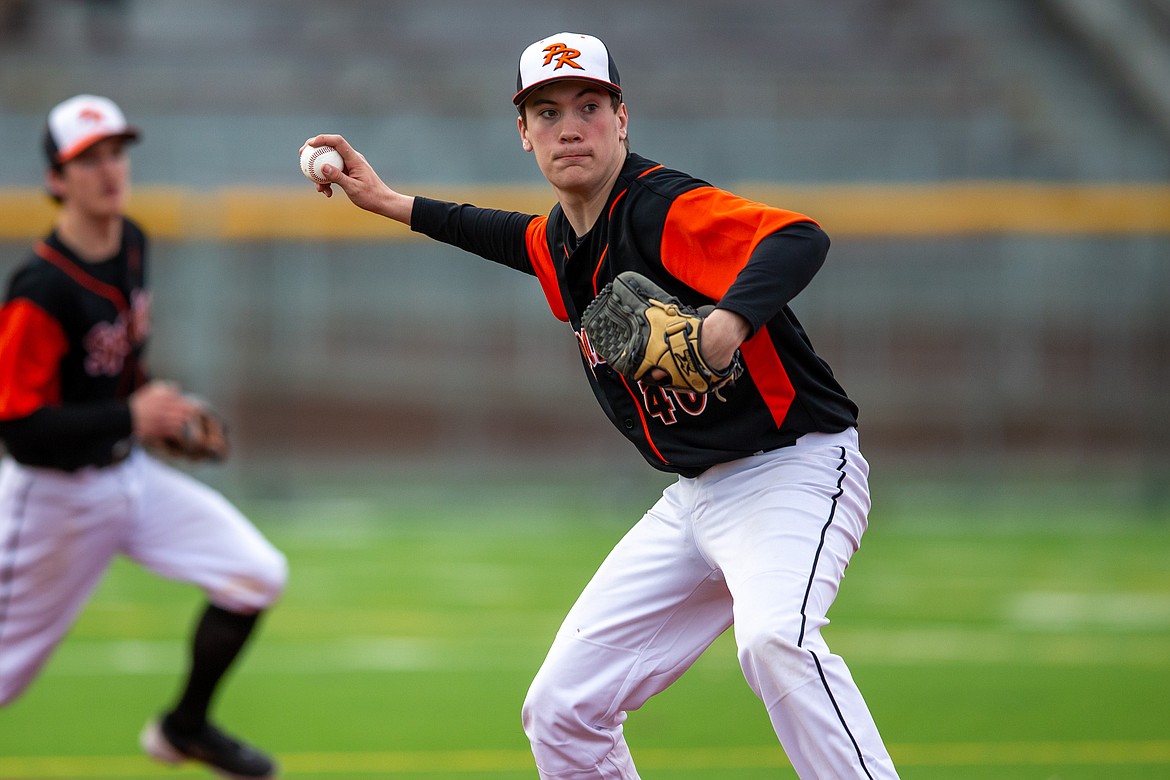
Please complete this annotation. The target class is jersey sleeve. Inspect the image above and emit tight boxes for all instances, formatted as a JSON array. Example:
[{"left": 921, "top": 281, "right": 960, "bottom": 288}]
[
  {"left": 410, "top": 197, "right": 539, "bottom": 274},
  {"left": 0, "top": 298, "right": 68, "bottom": 420},
  {"left": 524, "top": 216, "right": 568, "bottom": 322},
  {"left": 714, "top": 222, "right": 830, "bottom": 333},
  {"left": 411, "top": 196, "right": 568, "bottom": 322},
  {"left": 0, "top": 294, "right": 134, "bottom": 465},
  {"left": 658, "top": 187, "right": 828, "bottom": 331}
]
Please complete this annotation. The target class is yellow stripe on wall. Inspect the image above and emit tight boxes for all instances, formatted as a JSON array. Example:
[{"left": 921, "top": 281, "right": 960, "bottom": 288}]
[
  {"left": 2, "top": 182, "right": 1169, "bottom": 240},
  {"left": 744, "top": 182, "right": 1170, "bottom": 236}
]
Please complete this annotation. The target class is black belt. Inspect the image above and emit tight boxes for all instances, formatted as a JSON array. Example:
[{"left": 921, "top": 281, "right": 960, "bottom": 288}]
[{"left": 11, "top": 440, "right": 133, "bottom": 472}]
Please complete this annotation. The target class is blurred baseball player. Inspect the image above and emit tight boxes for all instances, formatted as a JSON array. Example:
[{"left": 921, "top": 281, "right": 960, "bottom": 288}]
[
  {"left": 0, "top": 95, "right": 287, "bottom": 779},
  {"left": 306, "top": 32, "right": 899, "bottom": 779}
]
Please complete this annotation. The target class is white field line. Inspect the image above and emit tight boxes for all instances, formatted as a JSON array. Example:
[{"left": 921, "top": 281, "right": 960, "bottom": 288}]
[
  {"left": 2, "top": 740, "right": 1170, "bottom": 776},
  {"left": 38, "top": 623, "right": 1170, "bottom": 677}
]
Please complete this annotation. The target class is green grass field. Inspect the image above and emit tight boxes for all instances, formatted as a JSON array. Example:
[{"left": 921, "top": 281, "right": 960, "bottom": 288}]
[{"left": 2, "top": 484, "right": 1168, "bottom": 779}]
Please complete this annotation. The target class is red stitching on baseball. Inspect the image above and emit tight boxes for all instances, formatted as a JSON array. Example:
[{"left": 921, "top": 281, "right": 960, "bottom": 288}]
[{"left": 308, "top": 146, "right": 331, "bottom": 182}]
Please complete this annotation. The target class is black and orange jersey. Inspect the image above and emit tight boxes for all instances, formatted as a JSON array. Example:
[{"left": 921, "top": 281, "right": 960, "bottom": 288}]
[
  {"left": 0, "top": 218, "right": 149, "bottom": 470},
  {"left": 412, "top": 153, "right": 857, "bottom": 476}
]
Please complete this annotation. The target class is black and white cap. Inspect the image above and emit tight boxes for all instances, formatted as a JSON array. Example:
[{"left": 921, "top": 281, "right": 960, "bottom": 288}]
[
  {"left": 513, "top": 32, "right": 621, "bottom": 108},
  {"left": 45, "top": 94, "right": 140, "bottom": 164}
]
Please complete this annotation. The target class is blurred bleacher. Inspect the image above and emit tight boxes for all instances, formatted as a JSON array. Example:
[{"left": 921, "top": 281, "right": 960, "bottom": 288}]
[
  {"left": 0, "top": 0, "right": 1167, "bottom": 511},
  {"left": 3, "top": 0, "right": 1169, "bottom": 182}
]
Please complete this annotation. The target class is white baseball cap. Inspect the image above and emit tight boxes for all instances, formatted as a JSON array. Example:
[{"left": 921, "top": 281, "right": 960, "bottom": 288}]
[
  {"left": 44, "top": 94, "right": 140, "bottom": 164},
  {"left": 513, "top": 32, "right": 621, "bottom": 108}
]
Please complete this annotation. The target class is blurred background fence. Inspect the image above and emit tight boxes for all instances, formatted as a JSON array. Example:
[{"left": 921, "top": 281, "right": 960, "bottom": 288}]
[{"left": 1, "top": 0, "right": 1167, "bottom": 512}]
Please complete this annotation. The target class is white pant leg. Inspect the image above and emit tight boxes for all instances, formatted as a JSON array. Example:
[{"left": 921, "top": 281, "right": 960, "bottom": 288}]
[
  {"left": 122, "top": 451, "right": 287, "bottom": 613},
  {"left": 523, "top": 482, "right": 733, "bottom": 780},
  {"left": 0, "top": 451, "right": 285, "bottom": 706},
  {"left": 0, "top": 457, "right": 133, "bottom": 705},
  {"left": 695, "top": 429, "right": 898, "bottom": 779}
]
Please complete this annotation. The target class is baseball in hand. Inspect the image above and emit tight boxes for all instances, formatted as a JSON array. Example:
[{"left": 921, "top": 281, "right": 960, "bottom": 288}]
[{"left": 300, "top": 144, "right": 344, "bottom": 184}]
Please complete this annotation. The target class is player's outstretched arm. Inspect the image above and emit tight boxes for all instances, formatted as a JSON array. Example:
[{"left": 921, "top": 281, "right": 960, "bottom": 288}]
[{"left": 301, "top": 134, "right": 415, "bottom": 225}]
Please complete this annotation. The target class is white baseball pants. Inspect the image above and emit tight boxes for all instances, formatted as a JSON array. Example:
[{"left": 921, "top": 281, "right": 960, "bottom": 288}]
[
  {"left": 0, "top": 450, "right": 287, "bottom": 705},
  {"left": 522, "top": 428, "right": 898, "bottom": 779}
]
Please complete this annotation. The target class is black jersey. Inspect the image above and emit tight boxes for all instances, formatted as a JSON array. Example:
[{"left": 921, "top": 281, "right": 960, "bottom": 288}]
[
  {"left": 0, "top": 218, "right": 149, "bottom": 470},
  {"left": 412, "top": 153, "right": 857, "bottom": 476}
]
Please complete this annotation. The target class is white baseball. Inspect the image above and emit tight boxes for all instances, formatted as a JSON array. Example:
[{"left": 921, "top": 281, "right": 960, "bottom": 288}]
[{"left": 300, "top": 144, "right": 344, "bottom": 184}]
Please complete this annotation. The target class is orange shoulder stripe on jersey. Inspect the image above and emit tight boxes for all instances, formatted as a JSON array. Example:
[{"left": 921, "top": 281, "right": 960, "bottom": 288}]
[
  {"left": 593, "top": 166, "right": 663, "bottom": 294},
  {"left": 590, "top": 179, "right": 640, "bottom": 298},
  {"left": 659, "top": 187, "right": 815, "bottom": 299},
  {"left": 35, "top": 241, "right": 129, "bottom": 311},
  {"left": 0, "top": 299, "right": 67, "bottom": 419},
  {"left": 525, "top": 216, "right": 569, "bottom": 322},
  {"left": 607, "top": 188, "right": 629, "bottom": 221},
  {"left": 590, "top": 246, "right": 609, "bottom": 298},
  {"left": 738, "top": 327, "right": 795, "bottom": 428},
  {"left": 605, "top": 164, "right": 658, "bottom": 222}
]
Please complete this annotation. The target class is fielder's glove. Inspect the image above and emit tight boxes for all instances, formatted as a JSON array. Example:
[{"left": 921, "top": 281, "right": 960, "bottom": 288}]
[
  {"left": 161, "top": 399, "right": 231, "bottom": 462},
  {"left": 581, "top": 271, "right": 742, "bottom": 395}
]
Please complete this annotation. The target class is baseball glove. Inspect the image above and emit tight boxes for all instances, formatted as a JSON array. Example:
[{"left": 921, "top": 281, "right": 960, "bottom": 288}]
[
  {"left": 581, "top": 271, "right": 741, "bottom": 395},
  {"left": 161, "top": 400, "right": 230, "bottom": 462}
]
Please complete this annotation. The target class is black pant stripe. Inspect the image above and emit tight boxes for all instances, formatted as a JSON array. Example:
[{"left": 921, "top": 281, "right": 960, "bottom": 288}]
[
  {"left": 796, "top": 445, "right": 847, "bottom": 647},
  {"left": 0, "top": 477, "right": 33, "bottom": 647},
  {"left": 794, "top": 445, "right": 875, "bottom": 778},
  {"left": 810, "top": 648, "right": 875, "bottom": 779}
]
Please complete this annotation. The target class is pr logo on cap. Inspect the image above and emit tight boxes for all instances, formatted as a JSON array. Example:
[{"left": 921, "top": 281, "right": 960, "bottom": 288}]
[
  {"left": 78, "top": 107, "right": 106, "bottom": 124},
  {"left": 46, "top": 94, "right": 140, "bottom": 164},
  {"left": 541, "top": 43, "right": 585, "bottom": 71},
  {"left": 513, "top": 32, "right": 621, "bottom": 108}
]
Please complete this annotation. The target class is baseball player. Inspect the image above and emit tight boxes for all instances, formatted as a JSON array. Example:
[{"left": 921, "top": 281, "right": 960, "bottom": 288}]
[
  {"left": 306, "top": 32, "right": 899, "bottom": 779},
  {"left": 0, "top": 95, "right": 287, "bottom": 779}
]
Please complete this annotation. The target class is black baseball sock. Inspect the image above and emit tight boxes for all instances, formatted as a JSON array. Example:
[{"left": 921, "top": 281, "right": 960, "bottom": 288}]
[{"left": 165, "top": 603, "right": 261, "bottom": 735}]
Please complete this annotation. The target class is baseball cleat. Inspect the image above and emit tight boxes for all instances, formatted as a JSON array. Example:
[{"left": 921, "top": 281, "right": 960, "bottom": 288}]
[{"left": 140, "top": 716, "right": 277, "bottom": 779}]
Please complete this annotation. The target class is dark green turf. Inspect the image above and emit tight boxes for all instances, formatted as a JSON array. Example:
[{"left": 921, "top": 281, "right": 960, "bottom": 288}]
[{"left": 2, "top": 494, "right": 1168, "bottom": 779}]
